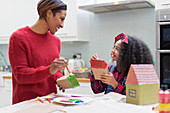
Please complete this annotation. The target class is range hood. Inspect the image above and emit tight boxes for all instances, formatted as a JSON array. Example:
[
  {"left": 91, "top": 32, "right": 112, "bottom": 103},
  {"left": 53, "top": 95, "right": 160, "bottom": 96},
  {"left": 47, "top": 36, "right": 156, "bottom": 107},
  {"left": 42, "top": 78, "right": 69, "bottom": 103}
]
[{"left": 79, "top": 0, "right": 155, "bottom": 13}]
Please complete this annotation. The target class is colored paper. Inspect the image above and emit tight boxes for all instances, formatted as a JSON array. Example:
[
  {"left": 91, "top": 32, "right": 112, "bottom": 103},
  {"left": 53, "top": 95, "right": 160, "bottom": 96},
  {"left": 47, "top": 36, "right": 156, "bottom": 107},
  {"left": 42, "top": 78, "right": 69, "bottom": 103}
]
[
  {"left": 126, "top": 64, "right": 159, "bottom": 85},
  {"left": 126, "top": 64, "right": 160, "bottom": 105},
  {"left": 90, "top": 59, "right": 107, "bottom": 69}
]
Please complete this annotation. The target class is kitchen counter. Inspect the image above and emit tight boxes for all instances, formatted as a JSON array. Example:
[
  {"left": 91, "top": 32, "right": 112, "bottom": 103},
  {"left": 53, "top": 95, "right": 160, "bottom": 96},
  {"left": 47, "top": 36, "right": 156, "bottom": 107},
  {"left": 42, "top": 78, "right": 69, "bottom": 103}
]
[
  {"left": 0, "top": 92, "right": 157, "bottom": 113},
  {"left": 0, "top": 72, "right": 91, "bottom": 108},
  {"left": 0, "top": 71, "right": 12, "bottom": 80},
  {"left": 0, "top": 71, "right": 12, "bottom": 86},
  {"left": 0, "top": 72, "right": 90, "bottom": 82},
  {"left": 77, "top": 78, "right": 90, "bottom": 82},
  {"left": 3, "top": 75, "right": 12, "bottom": 79}
]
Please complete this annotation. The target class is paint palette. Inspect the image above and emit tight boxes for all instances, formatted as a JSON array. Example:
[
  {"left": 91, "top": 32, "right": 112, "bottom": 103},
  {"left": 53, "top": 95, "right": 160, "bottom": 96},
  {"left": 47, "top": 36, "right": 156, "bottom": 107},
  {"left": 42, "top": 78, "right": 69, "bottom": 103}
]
[{"left": 53, "top": 97, "right": 93, "bottom": 105}]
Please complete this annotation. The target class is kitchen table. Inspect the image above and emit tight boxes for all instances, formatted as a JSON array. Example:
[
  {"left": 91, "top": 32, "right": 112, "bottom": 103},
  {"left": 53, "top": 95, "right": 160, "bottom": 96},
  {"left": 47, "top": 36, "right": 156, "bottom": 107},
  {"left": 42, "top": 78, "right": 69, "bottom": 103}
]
[{"left": 0, "top": 92, "right": 158, "bottom": 113}]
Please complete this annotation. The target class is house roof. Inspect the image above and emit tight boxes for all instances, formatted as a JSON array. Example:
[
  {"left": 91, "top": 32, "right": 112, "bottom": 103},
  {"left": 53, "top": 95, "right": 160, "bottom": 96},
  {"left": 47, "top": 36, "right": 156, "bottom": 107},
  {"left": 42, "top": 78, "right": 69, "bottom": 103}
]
[
  {"left": 90, "top": 59, "right": 107, "bottom": 69},
  {"left": 126, "top": 64, "right": 159, "bottom": 85}
]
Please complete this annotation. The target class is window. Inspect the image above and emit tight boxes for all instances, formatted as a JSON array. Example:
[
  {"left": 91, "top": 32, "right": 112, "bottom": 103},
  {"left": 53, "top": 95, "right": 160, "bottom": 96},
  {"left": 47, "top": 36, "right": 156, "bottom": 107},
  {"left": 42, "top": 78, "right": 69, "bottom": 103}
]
[{"left": 129, "top": 89, "right": 136, "bottom": 98}]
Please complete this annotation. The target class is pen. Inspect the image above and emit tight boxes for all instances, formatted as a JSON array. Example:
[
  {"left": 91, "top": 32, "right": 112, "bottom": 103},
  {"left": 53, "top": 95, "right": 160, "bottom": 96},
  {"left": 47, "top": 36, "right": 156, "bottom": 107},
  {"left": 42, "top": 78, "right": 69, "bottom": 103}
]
[
  {"left": 37, "top": 97, "right": 44, "bottom": 103},
  {"left": 45, "top": 96, "right": 51, "bottom": 103},
  {"left": 71, "top": 95, "right": 82, "bottom": 97}
]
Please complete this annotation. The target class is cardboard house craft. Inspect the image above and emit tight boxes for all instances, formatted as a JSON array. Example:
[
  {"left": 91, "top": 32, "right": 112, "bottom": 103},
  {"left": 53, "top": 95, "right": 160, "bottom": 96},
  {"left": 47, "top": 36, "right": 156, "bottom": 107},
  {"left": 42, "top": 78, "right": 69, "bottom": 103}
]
[
  {"left": 90, "top": 59, "right": 109, "bottom": 80},
  {"left": 56, "top": 74, "right": 80, "bottom": 89},
  {"left": 126, "top": 64, "right": 160, "bottom": 105}
]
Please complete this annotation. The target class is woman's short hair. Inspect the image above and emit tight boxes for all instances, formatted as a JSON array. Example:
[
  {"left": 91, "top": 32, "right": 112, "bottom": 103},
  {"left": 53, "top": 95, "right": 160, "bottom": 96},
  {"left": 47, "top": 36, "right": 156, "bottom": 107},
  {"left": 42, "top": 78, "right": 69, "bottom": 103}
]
[
  {"left": 37, "top": 0, "right": 67, "bottom": 20},
  {"left": 116, "top": 35, "right": 153, "bottom": 76}
]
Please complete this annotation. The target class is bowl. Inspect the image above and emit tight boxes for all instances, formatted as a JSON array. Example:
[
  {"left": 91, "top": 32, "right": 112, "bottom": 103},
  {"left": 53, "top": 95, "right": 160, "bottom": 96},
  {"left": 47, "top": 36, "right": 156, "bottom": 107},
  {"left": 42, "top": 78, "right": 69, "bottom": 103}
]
[{"left": 72, "top": 71, "right": 91, "bottom": 78}]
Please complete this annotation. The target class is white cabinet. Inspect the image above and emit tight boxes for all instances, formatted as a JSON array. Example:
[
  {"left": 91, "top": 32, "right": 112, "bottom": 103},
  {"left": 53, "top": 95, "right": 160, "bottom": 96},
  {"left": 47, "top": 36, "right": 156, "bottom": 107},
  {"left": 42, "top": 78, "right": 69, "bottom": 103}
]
[
  {"left": 154, "top": 0, "right": 170, "bottom": 9},
  {"left": 0, "top": 0, "right": 39, "bottom": 44},
  {"left": 0, "top": 78, "right": 12, "bottom": 108},
  {"left": 0, "top": 0, "right": 90, "bottom": 44},
  {"left": 55, "top": 0, "right": 90, "bottom": 42}
]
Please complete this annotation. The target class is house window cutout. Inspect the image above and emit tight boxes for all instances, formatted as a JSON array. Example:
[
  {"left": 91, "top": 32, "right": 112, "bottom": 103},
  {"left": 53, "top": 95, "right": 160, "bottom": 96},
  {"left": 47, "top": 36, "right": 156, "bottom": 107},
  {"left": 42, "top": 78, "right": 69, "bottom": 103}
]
[{"left": 129, "top": 89, "right": 136, "bottom": 98}]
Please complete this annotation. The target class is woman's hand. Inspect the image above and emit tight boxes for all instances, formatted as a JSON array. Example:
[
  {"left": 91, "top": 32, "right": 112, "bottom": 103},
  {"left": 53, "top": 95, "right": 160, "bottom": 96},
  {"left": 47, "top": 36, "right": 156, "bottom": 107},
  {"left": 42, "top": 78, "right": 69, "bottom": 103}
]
[
  {"left": 49, "top": 58, "right": 67, "bottom": 75},
  {"left": 101, "top": 72, "right": 118, "bottom": 88},
  {"left": 57, "top": 84, "right": 65, "bottom": 92}
]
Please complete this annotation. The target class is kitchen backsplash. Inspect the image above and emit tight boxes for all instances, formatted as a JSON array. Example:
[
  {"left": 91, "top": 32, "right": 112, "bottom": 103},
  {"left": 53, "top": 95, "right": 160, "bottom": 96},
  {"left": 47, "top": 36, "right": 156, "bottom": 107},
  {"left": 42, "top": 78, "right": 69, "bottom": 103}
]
[{"left": 0, "top": 44, "right": 9, "bottom": 65}]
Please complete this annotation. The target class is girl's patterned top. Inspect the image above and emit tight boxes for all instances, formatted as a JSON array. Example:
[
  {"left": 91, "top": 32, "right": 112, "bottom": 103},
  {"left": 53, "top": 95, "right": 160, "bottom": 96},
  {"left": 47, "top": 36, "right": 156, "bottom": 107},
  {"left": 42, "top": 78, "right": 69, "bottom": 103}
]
[{"left": 89, "top": 65, "right": 126, "bottom": 95}]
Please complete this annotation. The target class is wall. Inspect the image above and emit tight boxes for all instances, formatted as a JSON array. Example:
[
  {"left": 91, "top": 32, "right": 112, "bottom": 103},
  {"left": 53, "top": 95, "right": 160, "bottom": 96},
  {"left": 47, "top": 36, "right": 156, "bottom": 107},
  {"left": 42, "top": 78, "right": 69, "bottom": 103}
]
[
  {"left": 0, "top": 4, "right": 156, "bottom": 69},
  {"left": 61, "top": 8, "right": 156, "bottom": 68},
  {"left": 60, "top": 42, "right": 90, "bottom": 61}
]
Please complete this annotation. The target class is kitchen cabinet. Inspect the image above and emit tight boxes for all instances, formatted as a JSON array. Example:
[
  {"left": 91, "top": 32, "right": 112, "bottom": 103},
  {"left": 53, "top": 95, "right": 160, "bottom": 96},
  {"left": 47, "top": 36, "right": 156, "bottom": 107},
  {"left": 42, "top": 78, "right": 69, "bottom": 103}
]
[
  {"left": 0, "top": 0, "right": 14, "bottom": 44},
  {"left": 154, "top": 0, "right": 170, "bottom": 9},
  {"left": 0, "top": 0, "right": 90, "bottom": 44},
  {"left": 0, "top": 77, "right": 12, "bottom": 108},
  {"left": 55, "top": 0, "right": 90, "bottom": 42},
  {"left": 0, "top": 0, "right": 39, "bottom": 44}
]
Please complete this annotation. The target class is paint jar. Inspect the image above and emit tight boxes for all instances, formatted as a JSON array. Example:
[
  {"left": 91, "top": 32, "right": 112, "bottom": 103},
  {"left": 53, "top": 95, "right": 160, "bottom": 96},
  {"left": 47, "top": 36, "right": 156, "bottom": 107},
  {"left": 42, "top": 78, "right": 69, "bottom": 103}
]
[{"left": 159, "top": 84, "right": 170, "bottom": 113}]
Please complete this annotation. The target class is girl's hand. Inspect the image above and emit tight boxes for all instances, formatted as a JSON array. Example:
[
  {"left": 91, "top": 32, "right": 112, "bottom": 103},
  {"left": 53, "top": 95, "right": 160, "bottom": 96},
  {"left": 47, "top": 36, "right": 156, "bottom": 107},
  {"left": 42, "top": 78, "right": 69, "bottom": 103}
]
[
  {"left": 101, "top": 72, "right": 118, "bottom": 88},
  {"left": 49, "top": 58, "right": 67, "bottom": 75},
  {"left": 90, "top": 54, "right": 98, "bottom": 60}
]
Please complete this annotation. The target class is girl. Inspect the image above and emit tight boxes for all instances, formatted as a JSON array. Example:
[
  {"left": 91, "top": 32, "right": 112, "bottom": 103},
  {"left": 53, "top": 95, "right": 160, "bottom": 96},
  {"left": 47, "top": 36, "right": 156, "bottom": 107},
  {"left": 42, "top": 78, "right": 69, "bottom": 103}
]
[{"left": 90, "top": 33, "right": 153, "bottom": 95}]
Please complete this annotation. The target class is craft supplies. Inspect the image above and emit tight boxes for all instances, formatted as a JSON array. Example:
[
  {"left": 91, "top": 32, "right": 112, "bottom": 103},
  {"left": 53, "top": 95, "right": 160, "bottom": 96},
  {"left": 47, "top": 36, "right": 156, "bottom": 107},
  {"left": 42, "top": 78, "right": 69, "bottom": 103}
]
[
  {"left": 90, "top": 59, "right": 109, "bottom": 80},
  {"left": 159, "top": 84, "right": 170, "bottom": 113},
  {"left": 66, "top": 66, "right": 71, "bottom": 74},
  {"left": 45, "top": 96, "right": 51, "bottom": 103},
  {"left": 37, "top": 97, "right": 44, "bottom": 103}
]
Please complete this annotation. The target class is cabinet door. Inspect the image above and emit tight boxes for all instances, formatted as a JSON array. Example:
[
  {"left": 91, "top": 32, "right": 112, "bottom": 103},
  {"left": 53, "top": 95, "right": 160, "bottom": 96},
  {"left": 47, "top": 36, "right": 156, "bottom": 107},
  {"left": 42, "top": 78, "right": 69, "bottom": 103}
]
[
  {"left": 55, "top": 0, "right": 78, "bottom": 37},
  {"left": 13, "top": 0, "right": 39, "bottom": 31},
  {"left": 0, "top": 79, "right": 12, "bottom": 108},
  {"left": 0, "top": 0, "right": 14, "bottom": 37},
  {"left": 4, "top": 79, "right": 12, "bottom": 106},
  {"left": 155, "top": 0, "right": 170, "bottom": 9},
  {"left": 0, "top": 86, "right": 6, "bottom": 108},
  {"left": 0, "top": 0, "right": 39, "bottom": 37}
]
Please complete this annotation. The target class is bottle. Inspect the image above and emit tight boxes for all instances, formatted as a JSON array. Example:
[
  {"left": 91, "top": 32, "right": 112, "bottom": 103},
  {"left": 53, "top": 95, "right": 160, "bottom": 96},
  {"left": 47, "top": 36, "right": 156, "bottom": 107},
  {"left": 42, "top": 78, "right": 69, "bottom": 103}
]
[{"left": 159, "top": 84, "right": 170, "bottom": 113}]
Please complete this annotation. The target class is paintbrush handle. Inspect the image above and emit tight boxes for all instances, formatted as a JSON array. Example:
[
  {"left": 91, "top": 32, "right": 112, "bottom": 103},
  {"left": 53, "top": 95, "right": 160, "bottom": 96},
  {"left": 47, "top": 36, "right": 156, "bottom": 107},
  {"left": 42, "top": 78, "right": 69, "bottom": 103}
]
[{"left": 66, "top": 66, "right": 71, "bottom": 74}]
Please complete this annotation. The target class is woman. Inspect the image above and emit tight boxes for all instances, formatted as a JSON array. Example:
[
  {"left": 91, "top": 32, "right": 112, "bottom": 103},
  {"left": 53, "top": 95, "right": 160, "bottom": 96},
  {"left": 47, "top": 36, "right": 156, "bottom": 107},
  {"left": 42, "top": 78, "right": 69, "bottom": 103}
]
[
  {"left": 90, "top": 33, "right": 153, "bottom": 95},
  {"left": 9, "top": 0, "right": 67, "bottom": 104}
]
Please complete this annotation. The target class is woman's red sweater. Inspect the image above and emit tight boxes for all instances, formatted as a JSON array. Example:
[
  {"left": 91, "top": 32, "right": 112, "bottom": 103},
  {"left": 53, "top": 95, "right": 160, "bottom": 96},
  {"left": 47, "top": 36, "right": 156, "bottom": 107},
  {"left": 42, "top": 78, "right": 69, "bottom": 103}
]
[{"left": 9, "top": 26, "right": 63, "bottom": 104}]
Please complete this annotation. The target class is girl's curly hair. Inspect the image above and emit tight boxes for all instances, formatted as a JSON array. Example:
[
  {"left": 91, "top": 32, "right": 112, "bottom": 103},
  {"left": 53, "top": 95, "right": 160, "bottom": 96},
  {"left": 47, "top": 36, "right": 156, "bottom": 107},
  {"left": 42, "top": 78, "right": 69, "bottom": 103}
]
[{"left": 116, "top": 35, "right": 153, "bottom": 76}]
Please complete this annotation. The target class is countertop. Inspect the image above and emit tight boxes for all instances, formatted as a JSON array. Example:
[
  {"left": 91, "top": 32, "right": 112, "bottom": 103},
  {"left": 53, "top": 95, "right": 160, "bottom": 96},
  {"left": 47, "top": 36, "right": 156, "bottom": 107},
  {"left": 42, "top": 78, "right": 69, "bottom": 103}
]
[
  {"left": 0, "top": 71, "right": 12, "bottom": 79},
  {"left": 0, "top": 92, "right": 157, "bottom": 113},
  {"left": 0, "top": 72, "right": 90, "bottom": 82},
  {"left": 0, "top": 71, "right": 12, "bottom": 86}
]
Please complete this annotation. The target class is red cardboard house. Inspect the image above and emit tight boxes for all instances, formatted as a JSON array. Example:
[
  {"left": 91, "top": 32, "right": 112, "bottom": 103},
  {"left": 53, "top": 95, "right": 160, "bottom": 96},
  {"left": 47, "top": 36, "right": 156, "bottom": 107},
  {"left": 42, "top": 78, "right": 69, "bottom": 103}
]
[
  {"left": 126, "top": 64, "right": 160, "bottom": 105},
  {"left": 90, "top": 59, "right": 109, "bottom": 80}
]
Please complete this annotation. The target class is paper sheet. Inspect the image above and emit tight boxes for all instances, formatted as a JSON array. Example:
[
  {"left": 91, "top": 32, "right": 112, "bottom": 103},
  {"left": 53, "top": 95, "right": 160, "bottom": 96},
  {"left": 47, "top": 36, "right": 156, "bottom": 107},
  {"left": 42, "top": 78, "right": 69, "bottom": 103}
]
[
  {"left": 60, "top": 92, "right": 156, "bottom": 113},
  {"left": 14, "top": 104, "right": 65, "bottom": 113}
]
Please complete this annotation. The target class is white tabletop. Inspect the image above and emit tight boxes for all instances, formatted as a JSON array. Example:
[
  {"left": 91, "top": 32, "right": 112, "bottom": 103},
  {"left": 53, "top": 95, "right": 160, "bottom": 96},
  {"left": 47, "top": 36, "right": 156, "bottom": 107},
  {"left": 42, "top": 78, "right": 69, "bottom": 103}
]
[{"left": 0, "top": 92, "right": 157, "bottom": 113}]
